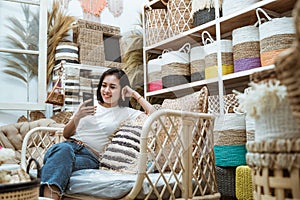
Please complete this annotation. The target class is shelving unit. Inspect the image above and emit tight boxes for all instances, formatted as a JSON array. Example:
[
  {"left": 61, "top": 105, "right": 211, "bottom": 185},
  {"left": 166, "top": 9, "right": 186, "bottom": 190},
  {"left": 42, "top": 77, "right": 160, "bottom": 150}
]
[{"left": 143, "top": 0, "right": 296, "bottom": 103}]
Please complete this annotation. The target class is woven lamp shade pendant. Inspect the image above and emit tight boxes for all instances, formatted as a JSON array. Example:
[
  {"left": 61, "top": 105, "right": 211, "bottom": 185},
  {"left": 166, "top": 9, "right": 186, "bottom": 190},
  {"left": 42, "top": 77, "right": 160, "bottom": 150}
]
[{"left": 107, "top": 0, "right": 124, "bottom": 17}]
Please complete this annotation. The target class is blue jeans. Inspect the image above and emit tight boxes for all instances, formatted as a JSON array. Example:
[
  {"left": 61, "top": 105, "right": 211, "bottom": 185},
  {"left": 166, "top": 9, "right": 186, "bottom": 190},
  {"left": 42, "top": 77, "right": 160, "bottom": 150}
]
[{"left": 40, "top": 141, "right": 99, "bottom": 196}]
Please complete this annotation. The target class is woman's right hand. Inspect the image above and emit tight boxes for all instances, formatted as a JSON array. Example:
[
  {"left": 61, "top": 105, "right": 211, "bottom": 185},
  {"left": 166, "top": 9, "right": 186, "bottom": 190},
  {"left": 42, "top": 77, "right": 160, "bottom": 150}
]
[{"left": 73, "top": 100, "right": 96, "bottom": 122}]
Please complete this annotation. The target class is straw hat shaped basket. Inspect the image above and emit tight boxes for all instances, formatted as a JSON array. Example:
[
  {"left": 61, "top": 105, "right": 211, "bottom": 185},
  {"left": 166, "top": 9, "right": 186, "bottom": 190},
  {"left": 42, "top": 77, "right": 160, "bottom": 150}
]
[
  {"left": 232, "top": 23, "right": 261, "bottom": 72},
  {"left": 190, "top": 45, "right": 205, "bottom": 81},
  {"left": 256, "top": 8, "right": 296, "bottom": 67},
  {"left": 161, "top": 43, "right": 191, "bottom": 88},
  {"left": 202, "top": 31, "right": 233, "bottom": 79}
]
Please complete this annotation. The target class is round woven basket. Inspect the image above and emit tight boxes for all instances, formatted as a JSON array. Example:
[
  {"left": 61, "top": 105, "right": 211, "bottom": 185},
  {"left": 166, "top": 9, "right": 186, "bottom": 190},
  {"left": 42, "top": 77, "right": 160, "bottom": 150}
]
[
  {"left": 256, "top": 8, "right": 296, "bottom": 66},
  {"left": 190, "top": 45, "right": 205, "bottom": 81},
  {"left": 232, "top": 25, "right": 261, "bottom": 72},
  {"left": 223, "top": 0, "right": 258, "bottom": 16},
  {"left": 147, "top": 56, "right": 163, "bottom": 92},
  {"left": 55, "top": 42, "right": 79, "bottom": 65},
  {"left": 202, "top": 31, "right": 233, "bottom": 79}
]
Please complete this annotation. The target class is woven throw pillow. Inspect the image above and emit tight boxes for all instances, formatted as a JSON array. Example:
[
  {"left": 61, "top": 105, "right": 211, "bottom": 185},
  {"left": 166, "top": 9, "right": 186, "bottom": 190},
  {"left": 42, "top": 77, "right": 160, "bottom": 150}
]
[{"left": 100, "top": 114, "right": 147, "bottom": 173}]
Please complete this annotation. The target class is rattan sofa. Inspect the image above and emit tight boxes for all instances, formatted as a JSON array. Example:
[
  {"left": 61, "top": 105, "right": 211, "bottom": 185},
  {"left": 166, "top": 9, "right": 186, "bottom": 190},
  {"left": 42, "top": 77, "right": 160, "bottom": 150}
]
[{"left": 20, "top": 87, "right": 221, "bottom": 200}]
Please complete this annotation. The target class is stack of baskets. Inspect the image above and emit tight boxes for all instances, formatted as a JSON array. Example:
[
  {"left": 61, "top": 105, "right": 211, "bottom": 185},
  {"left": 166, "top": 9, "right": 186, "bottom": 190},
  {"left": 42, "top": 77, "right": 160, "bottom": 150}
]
[
  {"left": 161, "top": 43, "right": 191, "bottom": 88},
  {"left": 256, "top": 8, "right": 296, "bottom": 67}
]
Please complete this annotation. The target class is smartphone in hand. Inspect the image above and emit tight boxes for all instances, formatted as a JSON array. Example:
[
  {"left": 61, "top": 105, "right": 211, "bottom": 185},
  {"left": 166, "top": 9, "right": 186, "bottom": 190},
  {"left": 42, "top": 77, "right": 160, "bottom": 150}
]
[{"left": 83, "top": 92, "right": 94, "bottom": 107}]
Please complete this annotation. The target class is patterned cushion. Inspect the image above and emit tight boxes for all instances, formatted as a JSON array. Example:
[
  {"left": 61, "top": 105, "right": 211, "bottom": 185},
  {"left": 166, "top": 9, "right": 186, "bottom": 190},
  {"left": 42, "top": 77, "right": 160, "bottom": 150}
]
[{"left": 99, "top": 114, "right": 147, "bottom": 173}]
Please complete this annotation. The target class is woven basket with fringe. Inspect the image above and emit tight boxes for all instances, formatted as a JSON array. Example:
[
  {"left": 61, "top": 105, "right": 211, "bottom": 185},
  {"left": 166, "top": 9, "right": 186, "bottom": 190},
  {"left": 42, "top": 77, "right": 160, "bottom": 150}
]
[
  {"left": 190, "top": 45, "right": 205, "bottom": 81},
  {"left": 246, "top": 138, "right": 300, "bottom": 200},
  {"left": 256, "top": 8, "right": 295, "bottom": 67},
  {"left": 202, "top": 31, "right": 233, "bottom": 79},
  {"left": 275, "top": 0, "right": 300, "bottom": 124},
  {"left": 145, "top": 8, "right": 170, "bottom": 46},
  {"left": 167, "top": 0, "right": 193, "bottom": 37},
  {"left": 216, "top": 166, "right": 237, "bottom": 200},
  {"left": 232, "top": 24, "right": 261, "bottom": 72},
  {"left": 223, "top": 0, "right": 258, "bottom": 16}
]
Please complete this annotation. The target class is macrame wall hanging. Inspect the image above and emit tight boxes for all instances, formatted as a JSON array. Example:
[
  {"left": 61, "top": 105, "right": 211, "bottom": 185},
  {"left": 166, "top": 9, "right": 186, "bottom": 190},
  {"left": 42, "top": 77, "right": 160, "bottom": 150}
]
[
  {"left": 107, "top": 0, "right": 124, "bottom": 18},
  {"left": 79, "top": 0, "right": 107, "bottom": 17}
]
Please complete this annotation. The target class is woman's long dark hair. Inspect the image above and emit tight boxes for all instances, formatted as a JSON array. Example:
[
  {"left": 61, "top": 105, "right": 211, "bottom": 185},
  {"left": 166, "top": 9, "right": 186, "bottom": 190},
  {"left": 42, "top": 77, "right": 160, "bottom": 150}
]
[{"left": 97, "top": 67, "right": 131, "bottom": 107}]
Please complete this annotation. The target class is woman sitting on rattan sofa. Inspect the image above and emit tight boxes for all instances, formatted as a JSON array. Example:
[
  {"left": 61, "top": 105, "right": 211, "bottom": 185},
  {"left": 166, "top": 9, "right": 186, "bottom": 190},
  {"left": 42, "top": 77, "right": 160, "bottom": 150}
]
[{"left": 40, "top": 67, "right": 156, "bottom": 200}]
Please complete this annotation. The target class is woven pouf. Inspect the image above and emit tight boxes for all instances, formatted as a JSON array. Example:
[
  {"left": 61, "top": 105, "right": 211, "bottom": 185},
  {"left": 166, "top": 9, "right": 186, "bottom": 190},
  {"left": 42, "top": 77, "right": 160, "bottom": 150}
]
[
  {"left": 256, "top": 8, "right": 295, "bottom": 66},
  {"left": 213, "top": 113, "right": 247, "bottom": 167},
  {"left": 232, "top": 25, "right": 261, "bottom": 72},
  {"left": 55, "top": 42, "right": 79, "bottom": 65},
  {"left": 202, "top": 31, "right": 233, "bottom": 79},
  {"left": 236, "top": 165, "right": 253, "bottom": 200},
  {"left": 190, "top": 45, "right": 205, "bottom": 81},
  {"left": 246, "top": 138, "right": 300, "bottom": 200},
  {"left": 216, "top": 166, "right": 238, "bottom": 200}
]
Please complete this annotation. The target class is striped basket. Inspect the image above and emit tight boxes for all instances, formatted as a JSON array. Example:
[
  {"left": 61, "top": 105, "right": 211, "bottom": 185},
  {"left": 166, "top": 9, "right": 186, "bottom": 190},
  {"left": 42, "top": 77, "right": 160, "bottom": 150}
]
[
  {"left": 213, "top": 113, "right": 247, "bottom": 167},
  {"left": 55, "top": 42, "right": 79, "bottom": 65},
  {"left": 167, "top": 0, "right": 193, "bottom": 37},
  {"left": 232, "top": 24, "right": 261, "bottom": 72},
  {"left": 190, "top": 45, "right": 205, "bottom": 81},
  {"left": 222, "top": 0, "right": 258, "bottom": 16},
  {"left": 256, "top": 8, "right": 296, "bottom": 67},
  {"left": 202, "top": 31, "right": 233, "bottom": 79},
  {"left": 235, "top": 165, "right": 253, "bottom": 200},
  {"left": 145, "top": 7, "right": 170, "bottom": 46},
  {"left": 147, "top": 56, "right": 163, "bottom": 92},
  {"left": 161, "top": 43, "right": 191, "bottom": 88}
]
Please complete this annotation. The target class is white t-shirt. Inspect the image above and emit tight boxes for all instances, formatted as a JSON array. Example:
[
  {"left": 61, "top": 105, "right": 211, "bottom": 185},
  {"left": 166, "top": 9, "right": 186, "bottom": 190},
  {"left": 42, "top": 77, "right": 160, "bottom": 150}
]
[{"left": 71, "top": 103, "right": 143, "bottom": 155}]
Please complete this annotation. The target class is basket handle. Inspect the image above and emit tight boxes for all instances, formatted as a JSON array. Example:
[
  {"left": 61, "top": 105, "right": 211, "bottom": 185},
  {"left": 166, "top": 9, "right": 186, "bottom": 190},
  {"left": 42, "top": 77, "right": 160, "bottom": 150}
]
[
  {"left": 26, "top": 158, "right": 41, "bottom": 178},
  {"left": 202, "top": 31, "right": 215, "bottom": 45},
  {"left": 256, "top": 8, "right": 272, "bottom": 25},
  {"left": 178, "top": 43, "right": 191, "bottom": 53}
]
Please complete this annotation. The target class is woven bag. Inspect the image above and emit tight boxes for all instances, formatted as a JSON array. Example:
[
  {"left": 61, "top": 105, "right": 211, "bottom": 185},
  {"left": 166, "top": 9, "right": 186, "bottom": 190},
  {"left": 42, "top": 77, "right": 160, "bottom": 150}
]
[
  {"left": 202, "top": 31, "right": 233, "bottom": 79},
  {"left": 161, "top": 43, "right": 191, "bottom": 88},
  {"left": 45, "top": 75, "right": 65, "bottom": 106},
  {"left": 147, "top": 56, "right": 163, "bottom": 92},
  {"left": 190, "top": 45, "right": 205, "bottom": 81},
  {"left": 232, "top": 23, "right": 261, "bottom": 72},
  {"left": 145, "top": 7, "right": 170, "bottom": 46},
  {"left": 256, "top": 8, "right": 296, "bottom": 67},
  {"left": 167, "top": 0, "right": 193, "bottom": 37},
  {"left": 223, "top": 0, "right": 258, "bottom": 16}
]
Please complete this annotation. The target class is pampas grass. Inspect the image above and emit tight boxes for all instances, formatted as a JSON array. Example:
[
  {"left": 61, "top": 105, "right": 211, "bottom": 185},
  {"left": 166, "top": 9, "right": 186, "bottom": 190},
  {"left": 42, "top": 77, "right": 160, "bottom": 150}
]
[{"left": 47, "top": 0, "right": 76, "bottom": 83}]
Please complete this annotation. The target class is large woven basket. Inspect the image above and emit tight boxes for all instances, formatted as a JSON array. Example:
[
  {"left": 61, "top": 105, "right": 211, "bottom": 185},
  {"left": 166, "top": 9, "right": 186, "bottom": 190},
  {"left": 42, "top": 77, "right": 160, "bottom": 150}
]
[
  {"left": 161, "top": 43, "right": 191, "bottom": 88},
  {"left": 246, "top": 138, "right": 300, "bottom": 200},
  {"left": 232, "top": 24, "right": 261, "bottom": 72},
  {"left": 202, "top": 31, "right": 233, "bottom": 79},
  {"left": 256, "top": 8, "right": 296, "bottom": 67},
  {"left": 145, "top": 8, "right": 170, "bottom": 46},
  {"left": 190, "top": 45, "right": 205, "bottom": 81},
  {"left": 167, "top": 0, "right": 193, "bottom": 37}
]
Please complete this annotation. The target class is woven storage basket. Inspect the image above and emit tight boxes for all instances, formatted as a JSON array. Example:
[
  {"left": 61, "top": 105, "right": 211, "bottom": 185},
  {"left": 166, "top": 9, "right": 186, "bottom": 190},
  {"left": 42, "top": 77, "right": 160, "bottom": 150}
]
[
  {"left": 73, "top": 19, "right": 123, "bottom": 67},
  {"left": 223, "top": 0, "right": 258, "bottom": 16},
  {"left": 161, "top": 43, "right": 191, "bottom": 88},
  {"left": 246, "top": 138, "right": 300, "bottom": 200},
  {"left": 145, "top": 7, "right": 170, "bottom": 46},
  {"left": 55, "top": 42, "right": 79, "bottom": 65},
  {"left": 167, "top": 0, "right": 193, "bottom": 37},
  {"left": 216, "top": 166, "right": 237, "bottom": 200},
  {"left": 208, "top": 93, "right": 239, "bottom": 114},
  {"left": 202, "top": 31, "right": 233, "bottom": 79},
  {"left": 256, "top": 8, "right": 296, "bottom": 67},
  {"left": 147, "top": 56, "right": 163, "bottom": 92},
  {"left": 193, "top": 8, "right": 222, "bottom": 27},
  {"left": 232, "top": 24, "right": 261, "bottom": 72},
  {"left": 190, "top": 45, "right": 205, "bottom": 81},
  {"left": 235, "top": 165, "right": 253, "bottom": 200},
  {"left": 213, "top": 113, "right": 247, "bottom": 167}
]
